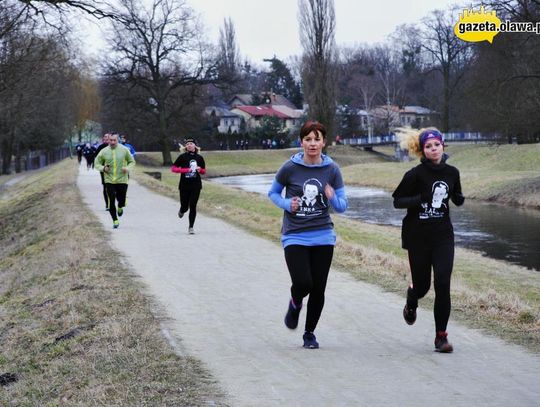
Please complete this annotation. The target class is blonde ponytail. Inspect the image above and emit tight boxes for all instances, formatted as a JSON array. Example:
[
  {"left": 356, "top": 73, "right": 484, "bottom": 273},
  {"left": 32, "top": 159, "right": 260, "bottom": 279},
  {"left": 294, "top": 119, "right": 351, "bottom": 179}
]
[
  {"left": 395, "top": 127, "right": 422, "bottom": 157},
  {"left": 395, "top": 127, "right": 441, "bottom": 158}
]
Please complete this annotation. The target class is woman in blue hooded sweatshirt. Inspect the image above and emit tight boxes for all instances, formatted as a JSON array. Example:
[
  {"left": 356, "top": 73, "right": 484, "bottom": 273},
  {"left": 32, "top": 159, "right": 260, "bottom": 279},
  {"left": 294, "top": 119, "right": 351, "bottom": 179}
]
[{"left": 268, "top": 121, "right": 348, "bottom": 349}]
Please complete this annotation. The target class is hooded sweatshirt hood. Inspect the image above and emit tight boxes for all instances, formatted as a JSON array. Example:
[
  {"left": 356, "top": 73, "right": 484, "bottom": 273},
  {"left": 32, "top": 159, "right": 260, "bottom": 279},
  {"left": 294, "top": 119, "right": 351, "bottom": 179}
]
[
  {"left": 421, "top": 152, "right": 449, "bottom": 171},
  {"left": 290, "top": 152, "right": 334, "bottom": 167}
]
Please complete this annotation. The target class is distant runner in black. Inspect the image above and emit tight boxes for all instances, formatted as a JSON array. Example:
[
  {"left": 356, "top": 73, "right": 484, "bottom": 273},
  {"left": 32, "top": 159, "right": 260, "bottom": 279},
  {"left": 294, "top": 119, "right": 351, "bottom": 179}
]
[
  {"left": 170, "top": 138, "right": 206, "bottom": 235},
  {"left": 95, "top": 133, "right": 110, "bottom": 210}
]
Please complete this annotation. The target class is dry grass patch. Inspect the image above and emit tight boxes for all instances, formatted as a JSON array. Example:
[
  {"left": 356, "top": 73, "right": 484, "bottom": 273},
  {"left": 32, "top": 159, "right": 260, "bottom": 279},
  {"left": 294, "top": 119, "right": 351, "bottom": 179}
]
[{"left": 0, "top": 160, "right": 226, "bottom": 405}]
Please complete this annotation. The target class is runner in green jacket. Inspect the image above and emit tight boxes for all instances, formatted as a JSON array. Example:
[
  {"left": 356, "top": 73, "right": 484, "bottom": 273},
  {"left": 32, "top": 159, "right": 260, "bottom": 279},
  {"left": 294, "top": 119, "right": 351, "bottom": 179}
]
[{"left": 94, "top": 133, "right": 136, "bottom": 228}]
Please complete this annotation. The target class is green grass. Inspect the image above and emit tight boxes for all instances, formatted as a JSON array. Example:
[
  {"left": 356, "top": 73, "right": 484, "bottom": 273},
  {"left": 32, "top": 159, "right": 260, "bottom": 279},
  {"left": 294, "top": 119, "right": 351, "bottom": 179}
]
[{"left": 140, "top": 144, "right": 387, "bottom": 177}]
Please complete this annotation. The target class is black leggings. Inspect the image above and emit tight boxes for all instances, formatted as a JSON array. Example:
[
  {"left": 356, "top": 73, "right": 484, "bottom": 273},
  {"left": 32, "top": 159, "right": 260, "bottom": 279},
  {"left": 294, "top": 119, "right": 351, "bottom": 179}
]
[
  {"left": 407, "top": 243, "right": 454, "bottom": 332},
  {"left": 179, "top": 188, "right": 201, "bottom": 228},
  {"left": 284, "top": 245, "right": 334, "bottom": 333},
  {"left": 100, "top": 172, "right": 108, "bottom": 209},
  {"left": 105, "top": 183, "right": 128, "bottom": 221}
]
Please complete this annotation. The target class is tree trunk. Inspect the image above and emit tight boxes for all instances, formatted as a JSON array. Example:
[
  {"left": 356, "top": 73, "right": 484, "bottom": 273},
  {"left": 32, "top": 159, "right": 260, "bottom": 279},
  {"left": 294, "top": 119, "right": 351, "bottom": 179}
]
[
  {"left": 159, "top": 109, "right": 172, "bottom": 166},
  {"left": 1, "top": 138, "right": 13, "bottom": 175},
  {"left": 443, "top": 68, "right": 450, "bottom": 132}
]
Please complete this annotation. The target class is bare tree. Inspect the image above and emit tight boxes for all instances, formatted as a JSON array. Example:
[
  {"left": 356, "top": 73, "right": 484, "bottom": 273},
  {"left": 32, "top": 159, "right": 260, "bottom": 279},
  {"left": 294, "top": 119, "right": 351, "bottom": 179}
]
[
  {"left": 417, "top": 9, "right": 472, "bottom": 131},
  {"left": 373, "top": 45, "right": 405, "bottom": 108},
  {"left": 482, "top": 0, "right": 540, "bottom": 23},
  {"left": 17, "top": 0, "right": 119, "bottom": 20},
  {"left": 338, "top": 46, "right": 381, "bottom": 137},
  {"left": 298, "top": 0, "right": 338, "bottom": 140},
  {"left": 105, "top": 0, "right": 218, "bottom": 165},
  {"left": 0, "top": 21, "right": 80, "bottom": 173},
  {"left": 72, "top": 72, "right": 101, "bottom": 143},
  {"left": 217, "top": 17, "right": 241, "bottom": 85},
  {"left": 457, "top": 26, "right": 540, "bottom": 142},
  {"left": 390, "top": 24, "right": 429, "bottom": 107}
]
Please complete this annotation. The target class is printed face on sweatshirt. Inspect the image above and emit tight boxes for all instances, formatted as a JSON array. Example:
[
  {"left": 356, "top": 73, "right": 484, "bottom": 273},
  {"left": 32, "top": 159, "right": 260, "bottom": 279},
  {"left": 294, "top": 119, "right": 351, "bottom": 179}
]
[
  {"left": 297, "top": 178, "right": 327, "bottom": 217},
  {"left": 185, "top": 159, "right": 198, "bottom": 178},
  {"left": 419, "top": 181, "right": 449, "bottom": 219}
]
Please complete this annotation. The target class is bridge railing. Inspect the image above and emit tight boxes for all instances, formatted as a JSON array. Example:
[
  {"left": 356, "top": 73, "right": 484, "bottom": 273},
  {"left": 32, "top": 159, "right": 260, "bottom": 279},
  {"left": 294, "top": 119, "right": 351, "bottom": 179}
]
[
  {"left": 342, "top": 132, "right": 500, "bottom": 146},
  {"left": 342, "top": 134, "right": 397, "bottom": 146}
]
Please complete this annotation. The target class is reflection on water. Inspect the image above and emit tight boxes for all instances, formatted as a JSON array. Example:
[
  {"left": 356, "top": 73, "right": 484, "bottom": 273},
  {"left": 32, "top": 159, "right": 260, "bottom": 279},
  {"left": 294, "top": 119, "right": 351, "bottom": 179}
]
[{"left": 210, "top": 174, "right": 540, "bottom": 270}]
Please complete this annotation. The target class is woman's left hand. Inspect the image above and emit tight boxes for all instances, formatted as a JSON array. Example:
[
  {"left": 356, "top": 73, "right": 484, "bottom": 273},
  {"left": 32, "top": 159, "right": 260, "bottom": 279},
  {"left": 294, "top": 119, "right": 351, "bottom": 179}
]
[{"left": 324, "top": 184, "right": 335, "bottom": 200}]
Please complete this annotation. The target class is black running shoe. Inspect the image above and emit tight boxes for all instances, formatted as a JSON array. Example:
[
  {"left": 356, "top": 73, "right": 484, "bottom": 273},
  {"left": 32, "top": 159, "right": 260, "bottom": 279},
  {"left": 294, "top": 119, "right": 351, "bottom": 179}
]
[
  {"left": 178, "top": 209, "right": 184, "bottom": 218},
  {"left": 303, "top": 332, "right": 319, "bottom": 349},
  {"left": 434, "top": 331, "right": 453, "bottom": 353},
  {"left": 284, "top": 300, "right": 301, "bottom": 329},
  {"left": 403, "top": 303, "right": 417, "bottom": 325}
]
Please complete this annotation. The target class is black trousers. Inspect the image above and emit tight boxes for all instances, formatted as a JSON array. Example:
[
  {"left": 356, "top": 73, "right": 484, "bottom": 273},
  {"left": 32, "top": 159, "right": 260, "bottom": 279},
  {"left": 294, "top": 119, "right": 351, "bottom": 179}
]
[
  {"left": 284, "top": 245, "right": 334, "bottom": 333},
  {"left": 100, "top": 172, "right": 108, "bottom": 209},
  {"left": 407, "top": 242, "right": 454, "bottom": 332},
  {"left": 105, "top": 183, "right": 128, "bottom": 221},
  {"left": 179, "top": 188, "right": 201, "bottom": 228}
]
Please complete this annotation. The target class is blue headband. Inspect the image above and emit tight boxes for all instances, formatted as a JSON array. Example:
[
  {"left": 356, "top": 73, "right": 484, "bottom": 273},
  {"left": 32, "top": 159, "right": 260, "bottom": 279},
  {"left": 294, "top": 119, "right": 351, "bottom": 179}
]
[{"left": 419, "top": 130, "right": 444, "bottom": 148}]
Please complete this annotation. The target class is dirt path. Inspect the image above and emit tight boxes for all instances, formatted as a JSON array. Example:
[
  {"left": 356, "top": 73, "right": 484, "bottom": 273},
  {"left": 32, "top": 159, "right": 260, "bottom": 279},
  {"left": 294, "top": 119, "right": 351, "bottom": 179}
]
[{"left": 77, "top": 167, "right": 539, "bottom": 407}]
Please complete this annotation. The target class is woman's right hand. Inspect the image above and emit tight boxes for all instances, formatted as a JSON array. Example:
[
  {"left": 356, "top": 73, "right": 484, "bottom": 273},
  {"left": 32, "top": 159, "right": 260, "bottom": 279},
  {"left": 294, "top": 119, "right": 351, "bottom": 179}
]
[{"left": 290, "top": 196, "right": 301, "bottom": 212}]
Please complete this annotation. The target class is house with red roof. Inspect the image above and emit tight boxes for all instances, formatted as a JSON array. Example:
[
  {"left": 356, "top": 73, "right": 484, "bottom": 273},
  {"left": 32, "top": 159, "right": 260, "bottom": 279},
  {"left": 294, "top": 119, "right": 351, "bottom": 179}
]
[{"left": 231, "top": 105, "right": 296, "bottom": 132}]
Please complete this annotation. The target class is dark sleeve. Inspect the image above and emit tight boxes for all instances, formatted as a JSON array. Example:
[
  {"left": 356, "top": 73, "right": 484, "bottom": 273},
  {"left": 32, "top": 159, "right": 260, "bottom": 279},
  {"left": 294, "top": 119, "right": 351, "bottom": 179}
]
[
  {"left": 199, "top": 155, "right": 206, "bottom": 169},
  {"left": 451, "top": 169, "right": 465, "bottom": 206},
  {"left": 392, "top": 169, "right": 422, "bottom": 209},
  {"left": 173, "top": 154, "right": 183, "bottom": 167}
]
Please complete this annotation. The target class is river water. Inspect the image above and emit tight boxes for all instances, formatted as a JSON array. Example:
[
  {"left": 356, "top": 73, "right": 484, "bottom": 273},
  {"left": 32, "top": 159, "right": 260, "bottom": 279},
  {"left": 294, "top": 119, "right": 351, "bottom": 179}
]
[{"left": 210, "top": 174, "right": 540, "bottom": 271}]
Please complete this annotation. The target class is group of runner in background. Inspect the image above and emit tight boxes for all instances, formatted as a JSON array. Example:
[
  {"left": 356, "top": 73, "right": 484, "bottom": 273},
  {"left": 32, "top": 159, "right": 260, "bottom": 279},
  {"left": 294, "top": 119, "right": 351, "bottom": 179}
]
[{"left": 76, "top": 133, "right": 136, "bottom": 170}]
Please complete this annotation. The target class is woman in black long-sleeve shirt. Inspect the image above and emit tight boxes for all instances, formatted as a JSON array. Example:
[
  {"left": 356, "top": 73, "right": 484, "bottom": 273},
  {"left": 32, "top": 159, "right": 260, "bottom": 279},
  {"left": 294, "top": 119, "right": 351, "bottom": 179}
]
[
  {"left": 170, "top": 138, "right": 206, "bottom": 234},
  {"left": 392, "top": 128, "right": 464, "bottom": 353}
]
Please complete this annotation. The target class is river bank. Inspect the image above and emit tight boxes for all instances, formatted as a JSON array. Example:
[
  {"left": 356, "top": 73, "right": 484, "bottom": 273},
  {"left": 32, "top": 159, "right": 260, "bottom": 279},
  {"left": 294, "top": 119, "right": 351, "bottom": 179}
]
[{"left": 211, "top": 173, "right": 540, "bottom": 270}]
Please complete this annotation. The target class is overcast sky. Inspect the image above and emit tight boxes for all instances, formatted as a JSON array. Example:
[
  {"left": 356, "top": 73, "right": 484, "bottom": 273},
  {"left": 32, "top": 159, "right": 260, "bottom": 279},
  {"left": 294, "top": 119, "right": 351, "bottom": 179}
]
[
  {"left": 194, "top": 0, "right": 464, "bottom": 63},
  {"left": 79, "top": 0, "right": 465, "bottom": 66}
]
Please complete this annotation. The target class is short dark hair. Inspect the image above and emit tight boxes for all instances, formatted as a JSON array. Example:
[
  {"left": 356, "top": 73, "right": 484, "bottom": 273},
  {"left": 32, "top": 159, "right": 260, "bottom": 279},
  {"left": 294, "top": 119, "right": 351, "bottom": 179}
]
[{"left": 299, "top": 120, "right": 327, "bottom": 140}]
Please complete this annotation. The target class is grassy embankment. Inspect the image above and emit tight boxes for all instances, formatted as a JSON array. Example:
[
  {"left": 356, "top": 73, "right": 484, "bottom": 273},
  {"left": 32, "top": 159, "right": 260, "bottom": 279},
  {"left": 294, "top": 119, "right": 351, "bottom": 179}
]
[
  {"left": 136, "top": 145, "right": 386, "bottom": 178},
  {"left": 342, "top": 143, "right": 540, "bottom": 208},
  {"left": 134, "top": 144, "right": 540, "bottom": 352},
  {"left": 0, "top": 160, "right": 226, "bottom": 405}
]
